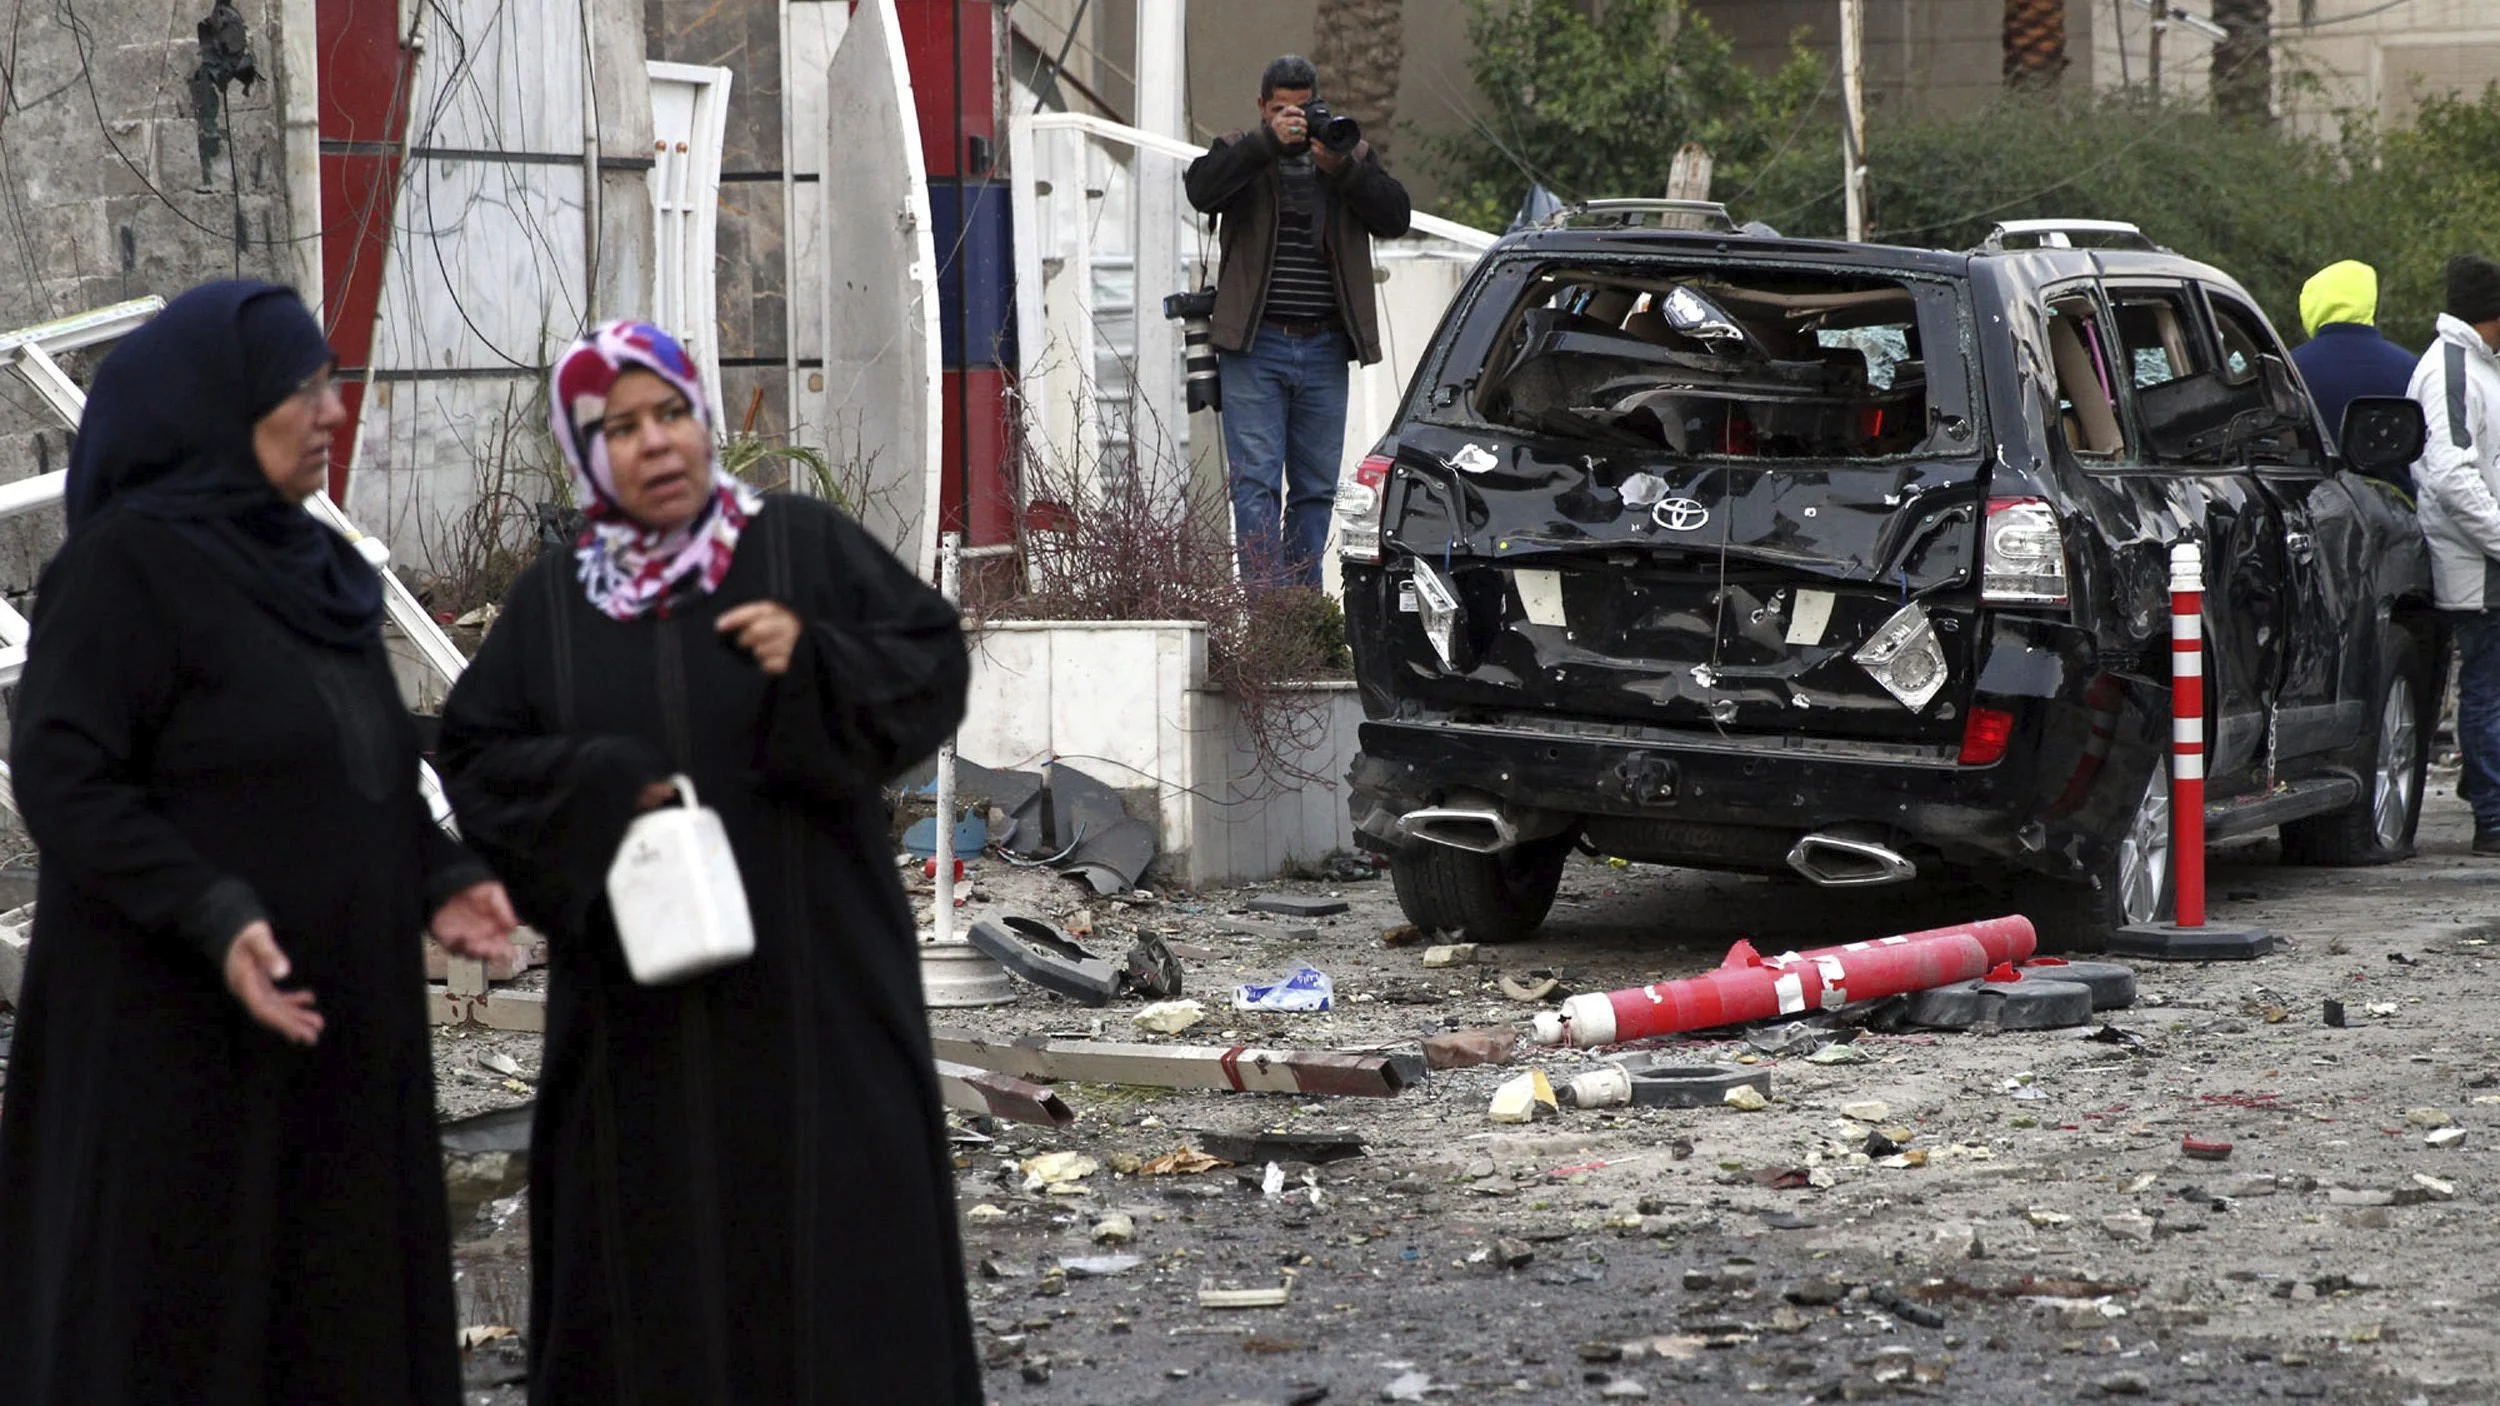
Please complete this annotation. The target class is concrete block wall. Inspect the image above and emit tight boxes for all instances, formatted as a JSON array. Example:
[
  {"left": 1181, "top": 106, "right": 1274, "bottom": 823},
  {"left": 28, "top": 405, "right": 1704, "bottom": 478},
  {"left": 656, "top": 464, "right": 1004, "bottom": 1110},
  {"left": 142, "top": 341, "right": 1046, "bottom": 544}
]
[{"left": 0, "top": 0, "right": 301, "bottom": 593}]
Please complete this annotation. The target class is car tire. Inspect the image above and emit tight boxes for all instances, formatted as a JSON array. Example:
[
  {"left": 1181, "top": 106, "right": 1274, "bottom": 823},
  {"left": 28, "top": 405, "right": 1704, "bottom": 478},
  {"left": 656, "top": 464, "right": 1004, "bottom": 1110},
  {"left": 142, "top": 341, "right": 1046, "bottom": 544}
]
[
  {"left": 1388, "top": 835, "right": 1573, "bottom": 943},
  {"left": 2280, "top": 625, "right": 2429, "bottom": 867},
  {"left": 2026, "top": 762, "right": 2175, "bottom": 953}
]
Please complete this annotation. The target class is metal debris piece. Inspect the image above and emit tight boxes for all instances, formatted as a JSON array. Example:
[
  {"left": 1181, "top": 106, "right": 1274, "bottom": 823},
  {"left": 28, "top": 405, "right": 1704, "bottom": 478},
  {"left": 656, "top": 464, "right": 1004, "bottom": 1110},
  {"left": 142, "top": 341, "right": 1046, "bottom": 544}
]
[
  {"left": 966, "top": 916, "right": 1120, "bottom": 1006},
  {"left": 1121, "top": 933, "right": 1185, "bottom": 999},
  {"left": 934, "top": 1059, "right": 1074, "bottom": 1129},
  {"left": 1196, "top": 1129, "right": 1365, "bottom": 1166},
  {"left": 930, "top": 1026, "right": 1409, "bottom": 1097},
  {"left": 1246, "top": 894, "right": 1350, "bottom": 918}
]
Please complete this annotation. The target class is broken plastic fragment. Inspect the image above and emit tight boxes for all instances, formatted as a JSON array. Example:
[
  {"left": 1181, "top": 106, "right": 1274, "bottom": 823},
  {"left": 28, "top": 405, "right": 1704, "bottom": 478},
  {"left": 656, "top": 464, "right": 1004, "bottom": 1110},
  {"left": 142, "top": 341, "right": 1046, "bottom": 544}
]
[{"left": 1233, "top": 963, "right": 1334, "bottom": 1012}]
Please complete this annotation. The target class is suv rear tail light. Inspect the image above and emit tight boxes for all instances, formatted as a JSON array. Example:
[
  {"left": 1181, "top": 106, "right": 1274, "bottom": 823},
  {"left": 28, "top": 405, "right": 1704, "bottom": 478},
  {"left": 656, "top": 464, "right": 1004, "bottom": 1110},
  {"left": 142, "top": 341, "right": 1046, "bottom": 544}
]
[
  {"left": 1959, "top": 705, "right": 2016, "bottom": 765},
  {"left": 1853, "top": 604, "right": 1949, "bottom": 712},
  {"left": 1334, "top": 452, "right": 1394, "bottom": 563},
  {"left": 1983, "top": 497, "right": 2069, "bottom": 605},
  {"left": 1408, "top": 558, "right": 1474, "bottom": 672}
]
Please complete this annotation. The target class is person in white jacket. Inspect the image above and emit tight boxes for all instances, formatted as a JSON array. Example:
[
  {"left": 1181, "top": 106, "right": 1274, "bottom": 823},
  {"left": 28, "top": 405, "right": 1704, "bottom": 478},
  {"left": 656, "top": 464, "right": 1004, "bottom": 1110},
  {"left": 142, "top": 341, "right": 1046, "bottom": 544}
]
[{"left": 2409, "top": 253, "right": 2500, "bottom": 853}]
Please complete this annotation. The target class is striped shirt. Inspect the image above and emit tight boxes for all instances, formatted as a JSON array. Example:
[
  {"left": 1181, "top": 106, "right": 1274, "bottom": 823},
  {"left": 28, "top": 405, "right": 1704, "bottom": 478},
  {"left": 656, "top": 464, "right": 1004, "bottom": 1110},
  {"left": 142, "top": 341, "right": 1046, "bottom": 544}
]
[{"left": 1264, "top": 154, "right": 1341, "bottom": 326}]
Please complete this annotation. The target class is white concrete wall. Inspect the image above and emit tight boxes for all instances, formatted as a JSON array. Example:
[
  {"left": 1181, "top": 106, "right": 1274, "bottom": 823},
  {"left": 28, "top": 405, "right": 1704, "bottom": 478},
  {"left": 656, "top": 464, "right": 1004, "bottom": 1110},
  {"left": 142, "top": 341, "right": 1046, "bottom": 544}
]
[
  {"left": 343, "top": 0, "right": 655, "bottom": 571},
  {"left": 957, "top": 620, "right": 1360, "bottom": 885}
]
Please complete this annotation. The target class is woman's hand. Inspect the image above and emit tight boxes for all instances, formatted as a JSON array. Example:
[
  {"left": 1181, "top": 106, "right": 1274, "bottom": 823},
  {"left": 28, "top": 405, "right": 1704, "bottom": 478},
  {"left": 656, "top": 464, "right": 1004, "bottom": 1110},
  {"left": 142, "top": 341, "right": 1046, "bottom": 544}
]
[
  {"left": 431, "top": 879, "right": 520, "bottom": 965},
  {"left": 717, "top": 600, "right": 803, "bottom": 676},
  {"left": 224, "top": 921, "right": 324, "bottom": 1046}
]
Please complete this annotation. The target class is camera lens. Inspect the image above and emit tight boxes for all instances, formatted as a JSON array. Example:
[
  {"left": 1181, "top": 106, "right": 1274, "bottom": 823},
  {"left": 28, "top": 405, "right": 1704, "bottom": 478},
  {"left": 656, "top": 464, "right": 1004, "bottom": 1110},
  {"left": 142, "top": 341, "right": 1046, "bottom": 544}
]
[{"left": 1164, "top": 290, "right": 1222, "bottom": 414}]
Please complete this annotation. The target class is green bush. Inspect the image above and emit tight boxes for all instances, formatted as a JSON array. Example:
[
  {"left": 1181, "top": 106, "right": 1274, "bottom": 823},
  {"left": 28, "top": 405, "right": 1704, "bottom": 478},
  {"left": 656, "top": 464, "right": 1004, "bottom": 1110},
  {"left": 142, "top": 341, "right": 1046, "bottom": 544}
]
[
  {"left": 1418, "top": 0, "right": 1825, "bottom": 233},
  {"left": 1736, "top": 88, "right": 2500, "bottom": 352},
  {"left": 1422, "top": 1, "right": 2500, "bottom": 354}
]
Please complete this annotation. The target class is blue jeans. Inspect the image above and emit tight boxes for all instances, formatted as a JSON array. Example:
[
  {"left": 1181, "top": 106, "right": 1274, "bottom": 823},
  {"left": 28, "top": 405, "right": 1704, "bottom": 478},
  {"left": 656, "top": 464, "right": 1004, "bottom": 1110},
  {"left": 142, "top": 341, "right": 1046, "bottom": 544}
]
[
  {"left": 1218, "top": 327, "right": 1351, "bottom": 590},
  {"left": 2452, "top": 610, "right": 2500, "bottom": 833}
]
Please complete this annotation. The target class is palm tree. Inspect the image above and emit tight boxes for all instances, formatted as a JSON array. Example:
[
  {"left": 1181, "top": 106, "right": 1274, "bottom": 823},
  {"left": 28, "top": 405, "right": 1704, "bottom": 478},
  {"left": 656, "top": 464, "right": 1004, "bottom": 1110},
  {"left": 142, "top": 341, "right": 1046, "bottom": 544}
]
[
  {"left": 2003, "top": 0, "right": 2067, "bottom": 90},
  {"left": 1311, "top": 0, "right": 1406, "bottom": 160},
  {"left": 2211, "top": 0, "right": 2273, "bottom": 126}
]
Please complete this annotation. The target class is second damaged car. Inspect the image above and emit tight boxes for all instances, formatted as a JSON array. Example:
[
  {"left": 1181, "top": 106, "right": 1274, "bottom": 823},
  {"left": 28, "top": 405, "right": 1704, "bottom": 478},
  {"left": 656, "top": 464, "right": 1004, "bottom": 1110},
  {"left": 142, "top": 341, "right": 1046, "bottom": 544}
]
[{"left": 1339, "top": 209, "right": 2434, "bottom": 946}]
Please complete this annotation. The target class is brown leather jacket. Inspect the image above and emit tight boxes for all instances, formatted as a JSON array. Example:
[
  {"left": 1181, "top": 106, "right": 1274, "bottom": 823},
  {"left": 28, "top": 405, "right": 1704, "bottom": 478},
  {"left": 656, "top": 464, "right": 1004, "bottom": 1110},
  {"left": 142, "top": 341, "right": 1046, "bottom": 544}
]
[{"left": 1183, "top": 124, "right": 1412, "bottom": 365}]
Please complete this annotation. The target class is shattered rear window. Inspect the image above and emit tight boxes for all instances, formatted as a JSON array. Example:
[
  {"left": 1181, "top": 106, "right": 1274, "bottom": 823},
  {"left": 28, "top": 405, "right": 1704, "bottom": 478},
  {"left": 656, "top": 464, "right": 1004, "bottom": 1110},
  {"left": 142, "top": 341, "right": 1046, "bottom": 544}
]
[{"left": 1440, "top": 260, "right": 1974, "bottom": 461}]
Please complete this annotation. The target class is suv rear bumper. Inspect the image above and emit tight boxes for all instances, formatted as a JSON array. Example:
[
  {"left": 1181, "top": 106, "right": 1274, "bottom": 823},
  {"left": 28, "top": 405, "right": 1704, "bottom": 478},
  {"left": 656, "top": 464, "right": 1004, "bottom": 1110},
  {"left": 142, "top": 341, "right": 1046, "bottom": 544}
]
[{"left": 1348, "top": 684, "right": 2165, "bottom": 881}]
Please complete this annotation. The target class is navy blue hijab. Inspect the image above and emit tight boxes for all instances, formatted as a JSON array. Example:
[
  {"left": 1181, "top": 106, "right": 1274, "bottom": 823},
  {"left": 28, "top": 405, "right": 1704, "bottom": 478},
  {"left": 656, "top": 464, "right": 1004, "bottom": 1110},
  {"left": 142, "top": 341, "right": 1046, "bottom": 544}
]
[{"left": 65, "top": 281, "right": 383, "bottom": 650}]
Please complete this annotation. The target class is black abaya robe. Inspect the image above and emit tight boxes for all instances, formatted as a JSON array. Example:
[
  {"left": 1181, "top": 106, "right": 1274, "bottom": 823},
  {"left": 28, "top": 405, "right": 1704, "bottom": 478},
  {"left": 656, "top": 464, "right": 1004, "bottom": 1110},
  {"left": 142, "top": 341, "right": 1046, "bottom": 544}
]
[
  {"left": 0, "top": 509, "right": 472, "bottom": 1405},
  {"left": 435, "top": 494, "right": 981, "bottom": 1405}
]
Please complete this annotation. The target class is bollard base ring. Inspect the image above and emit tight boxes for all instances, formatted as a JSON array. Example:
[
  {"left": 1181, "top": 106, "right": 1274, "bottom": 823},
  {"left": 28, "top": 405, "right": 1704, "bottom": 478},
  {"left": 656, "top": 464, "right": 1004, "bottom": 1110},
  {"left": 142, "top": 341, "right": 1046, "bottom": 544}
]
[{"left": 2108, "top": 921, "right": 2274, "bottom": 962}]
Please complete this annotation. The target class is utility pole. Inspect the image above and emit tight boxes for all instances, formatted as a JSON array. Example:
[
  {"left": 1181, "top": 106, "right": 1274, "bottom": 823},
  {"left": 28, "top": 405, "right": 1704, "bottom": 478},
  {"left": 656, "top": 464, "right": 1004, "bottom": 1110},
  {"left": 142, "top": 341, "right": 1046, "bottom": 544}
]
[
  {"left": 1840, "top": 0, "right": 1868, "bottom": 241},
  {"left": 2148, "top": 3, "right": 2164, "bottom": 104}
]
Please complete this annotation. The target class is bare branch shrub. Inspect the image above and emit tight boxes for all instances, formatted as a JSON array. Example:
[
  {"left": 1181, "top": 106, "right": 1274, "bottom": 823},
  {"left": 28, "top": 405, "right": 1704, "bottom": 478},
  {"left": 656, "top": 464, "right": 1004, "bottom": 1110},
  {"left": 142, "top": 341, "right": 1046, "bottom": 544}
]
[
  {"left": 992, "top": 382, "right": 1349, "bottom": 794},
  {"left": 421, "top": 384, "right": 565, "bottom": 621}
]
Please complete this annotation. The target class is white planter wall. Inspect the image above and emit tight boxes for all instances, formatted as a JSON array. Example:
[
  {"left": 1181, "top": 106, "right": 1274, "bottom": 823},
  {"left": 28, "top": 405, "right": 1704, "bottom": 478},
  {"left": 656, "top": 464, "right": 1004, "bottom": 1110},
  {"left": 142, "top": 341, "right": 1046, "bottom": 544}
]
[{"left": 958, "top": 621, "right": 1361, "bottom": 886}]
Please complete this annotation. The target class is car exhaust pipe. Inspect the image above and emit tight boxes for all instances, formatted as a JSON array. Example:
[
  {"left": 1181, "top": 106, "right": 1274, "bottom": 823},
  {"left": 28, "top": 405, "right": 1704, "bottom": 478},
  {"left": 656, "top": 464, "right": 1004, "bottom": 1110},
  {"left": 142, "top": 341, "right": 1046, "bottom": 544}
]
[
  {"left": 1399, "top": 806, "right": 1521, "bottom": 854},
  {"left": 1785, "top": 830, "right": 1917, "bottom": 888}
]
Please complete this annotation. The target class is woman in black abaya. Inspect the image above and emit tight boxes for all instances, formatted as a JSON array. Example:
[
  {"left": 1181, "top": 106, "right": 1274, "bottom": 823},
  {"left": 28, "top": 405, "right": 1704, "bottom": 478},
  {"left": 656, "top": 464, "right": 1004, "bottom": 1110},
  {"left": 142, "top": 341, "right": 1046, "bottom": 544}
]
[
  {"left": 0, "top": 280, "right": 519, "bottom": 1405},
  {"left": 435, "top": 321, "right": 980, "bottom": 1403}
]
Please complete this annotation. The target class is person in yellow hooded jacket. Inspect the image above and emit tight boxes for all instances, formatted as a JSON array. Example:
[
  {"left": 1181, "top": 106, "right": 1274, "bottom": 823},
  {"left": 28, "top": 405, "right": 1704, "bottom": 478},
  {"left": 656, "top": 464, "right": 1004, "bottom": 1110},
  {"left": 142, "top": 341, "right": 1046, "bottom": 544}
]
[{"left": 2291, "top": 259, "right": 2418, "bottom": 478}]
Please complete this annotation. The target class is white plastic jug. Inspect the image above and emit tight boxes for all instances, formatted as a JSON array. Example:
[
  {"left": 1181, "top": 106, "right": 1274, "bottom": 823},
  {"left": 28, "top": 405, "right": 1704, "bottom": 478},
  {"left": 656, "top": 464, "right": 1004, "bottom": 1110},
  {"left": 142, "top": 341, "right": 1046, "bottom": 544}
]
[{"left": 605, "top": 774, "right": 756, "bottom": 985}]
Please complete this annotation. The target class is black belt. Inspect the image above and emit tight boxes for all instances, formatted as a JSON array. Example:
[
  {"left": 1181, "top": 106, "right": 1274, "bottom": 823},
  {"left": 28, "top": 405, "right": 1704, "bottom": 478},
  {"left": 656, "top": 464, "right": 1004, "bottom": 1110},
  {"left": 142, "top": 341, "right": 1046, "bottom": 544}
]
[{"left": 1262, "top": 316, "right": 1340, "bottom": 337}]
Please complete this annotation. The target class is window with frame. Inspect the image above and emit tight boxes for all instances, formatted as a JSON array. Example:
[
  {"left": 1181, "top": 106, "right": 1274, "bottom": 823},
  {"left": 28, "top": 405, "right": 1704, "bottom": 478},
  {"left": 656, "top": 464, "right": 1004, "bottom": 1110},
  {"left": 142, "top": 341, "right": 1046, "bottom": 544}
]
[
  {"left": 1453, "top": 262, "right": 1968, "bottom": 461},
  {"left": 2109, "top": 288, "right": 2206, "bottom": 393},
  {"left": 2045, "top": 292, "right": 2126, "bottom": 458},
  {"left": 2205, "top": 291, "right": 2319, "bottom": 465}
]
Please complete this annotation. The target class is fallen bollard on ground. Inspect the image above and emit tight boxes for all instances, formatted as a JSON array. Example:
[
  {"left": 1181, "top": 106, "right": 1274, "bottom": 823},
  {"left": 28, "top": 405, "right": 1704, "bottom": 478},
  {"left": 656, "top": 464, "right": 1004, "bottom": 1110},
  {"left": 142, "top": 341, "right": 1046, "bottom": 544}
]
[
  {"left": 1530, "top": 916, "right": 2038, "bottom": 1047},
  {"left": 935, "top": 1058, "right": 1076, "bottom": 1128}
]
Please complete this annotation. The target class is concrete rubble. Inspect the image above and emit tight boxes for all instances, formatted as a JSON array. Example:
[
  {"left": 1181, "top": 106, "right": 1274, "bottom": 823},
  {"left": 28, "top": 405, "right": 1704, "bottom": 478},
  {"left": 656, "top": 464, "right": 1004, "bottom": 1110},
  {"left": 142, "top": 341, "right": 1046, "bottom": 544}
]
[{"left": 398, "top": 772, "right": 2500, "bottom": 1399}]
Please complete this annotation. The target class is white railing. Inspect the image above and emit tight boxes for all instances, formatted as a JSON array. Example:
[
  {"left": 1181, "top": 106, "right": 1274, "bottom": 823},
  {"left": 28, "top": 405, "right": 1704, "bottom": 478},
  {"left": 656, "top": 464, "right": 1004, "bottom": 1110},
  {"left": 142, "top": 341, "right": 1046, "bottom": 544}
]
[
  {"left": 0, "top": 298, "right": 472, "bottom": 824},
  {"left": 1008, "top": 110, "right": 1494, "bottom": 524}
]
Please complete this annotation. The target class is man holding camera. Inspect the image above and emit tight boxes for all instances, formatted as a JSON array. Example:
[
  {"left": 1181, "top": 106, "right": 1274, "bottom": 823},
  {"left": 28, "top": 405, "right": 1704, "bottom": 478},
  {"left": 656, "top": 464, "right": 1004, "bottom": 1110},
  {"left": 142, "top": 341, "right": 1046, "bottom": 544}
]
[{"left": 1185, "top": 54, "right": 1411, "bottom": 590}]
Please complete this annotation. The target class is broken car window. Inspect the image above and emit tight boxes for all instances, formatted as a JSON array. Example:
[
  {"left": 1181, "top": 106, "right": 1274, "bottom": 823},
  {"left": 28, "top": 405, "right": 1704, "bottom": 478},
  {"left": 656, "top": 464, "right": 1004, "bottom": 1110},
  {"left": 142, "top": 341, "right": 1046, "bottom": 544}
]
[
  {"left": 1454, "top": 263, "right": 1968, "bottom": 462},
  {"left": 2046, "top": 293, "right": 2126, "bottom": 458},
  {"left": 2204, "top": 291, "right": 2320, "bottom": 466},
  {"left": 2110, "top": 290, "right": 2203, "bottom": 391}
]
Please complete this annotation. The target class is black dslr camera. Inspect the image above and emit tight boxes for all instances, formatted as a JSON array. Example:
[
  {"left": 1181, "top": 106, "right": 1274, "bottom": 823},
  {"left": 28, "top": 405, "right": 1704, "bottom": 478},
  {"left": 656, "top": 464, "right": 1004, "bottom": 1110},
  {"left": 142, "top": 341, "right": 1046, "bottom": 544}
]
[{"left": 1299, "top": 100, "right": 1360, "bottom": 154}]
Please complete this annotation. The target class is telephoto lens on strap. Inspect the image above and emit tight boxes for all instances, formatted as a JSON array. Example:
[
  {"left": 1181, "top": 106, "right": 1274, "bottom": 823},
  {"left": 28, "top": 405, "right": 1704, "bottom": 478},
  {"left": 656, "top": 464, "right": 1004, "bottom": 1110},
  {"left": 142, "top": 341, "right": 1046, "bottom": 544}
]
[{"left": 1163, "top": 288, "right": 1222, "bottom": 414}]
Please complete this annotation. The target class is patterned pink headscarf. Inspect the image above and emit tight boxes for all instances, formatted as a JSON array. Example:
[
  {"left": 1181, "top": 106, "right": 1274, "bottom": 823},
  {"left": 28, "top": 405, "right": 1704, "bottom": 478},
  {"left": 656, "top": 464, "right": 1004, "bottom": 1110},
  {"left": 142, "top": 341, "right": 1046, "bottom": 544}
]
[{"left": 549, "top": 320, "right": 763, "bottom": 620}]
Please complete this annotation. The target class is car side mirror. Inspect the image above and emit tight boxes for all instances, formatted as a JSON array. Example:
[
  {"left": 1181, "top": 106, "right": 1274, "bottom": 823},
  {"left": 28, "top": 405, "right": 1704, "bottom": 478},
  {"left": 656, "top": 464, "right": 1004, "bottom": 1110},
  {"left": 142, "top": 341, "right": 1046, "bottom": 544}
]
[{"left": 2338, "top": 395, "right": 2426, "bottom": 477}]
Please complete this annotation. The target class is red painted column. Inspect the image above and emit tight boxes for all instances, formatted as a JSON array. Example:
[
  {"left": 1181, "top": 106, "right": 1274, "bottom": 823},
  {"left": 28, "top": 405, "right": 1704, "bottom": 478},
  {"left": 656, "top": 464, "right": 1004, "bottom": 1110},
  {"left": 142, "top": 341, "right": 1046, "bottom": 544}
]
[
  {"left": 895, "top": 0, "right": 1015, "bottom": 555},
  {"left": 314, "top": 0, "right": 415, "bottom": 499}
]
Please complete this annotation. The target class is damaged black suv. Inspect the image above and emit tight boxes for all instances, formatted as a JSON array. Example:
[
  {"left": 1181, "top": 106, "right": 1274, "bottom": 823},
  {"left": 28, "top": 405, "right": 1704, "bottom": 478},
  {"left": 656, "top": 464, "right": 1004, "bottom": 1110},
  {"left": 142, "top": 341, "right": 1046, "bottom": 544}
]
[{"left": 1338, "top": 208, "right": 2433, "bottom": 946}]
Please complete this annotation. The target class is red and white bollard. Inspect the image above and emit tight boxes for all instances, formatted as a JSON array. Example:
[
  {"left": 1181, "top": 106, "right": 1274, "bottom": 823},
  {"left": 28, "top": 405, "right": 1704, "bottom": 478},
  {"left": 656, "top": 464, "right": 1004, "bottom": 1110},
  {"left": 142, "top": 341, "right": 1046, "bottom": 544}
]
[
  {"left": 2109, "top": 537, "right": 2273, "bottom": 960},
  {"left": 1530, "top": 917, "right": 2039, "bottom": 1047},
  {"left": 2171, "top": 539, "right": 2207, "bottom": 929}
]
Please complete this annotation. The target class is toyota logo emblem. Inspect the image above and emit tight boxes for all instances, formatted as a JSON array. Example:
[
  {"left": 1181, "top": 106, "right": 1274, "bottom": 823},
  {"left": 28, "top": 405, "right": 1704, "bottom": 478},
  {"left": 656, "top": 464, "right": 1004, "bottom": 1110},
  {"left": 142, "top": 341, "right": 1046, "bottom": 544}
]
[{"left": 1653, "top": 498, "right": 1710, "bottom": 532}]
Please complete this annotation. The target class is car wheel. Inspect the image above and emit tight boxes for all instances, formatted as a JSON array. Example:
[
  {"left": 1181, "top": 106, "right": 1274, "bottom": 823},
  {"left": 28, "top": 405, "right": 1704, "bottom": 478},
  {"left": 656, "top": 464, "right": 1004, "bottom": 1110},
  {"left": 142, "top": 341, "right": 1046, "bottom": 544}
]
[
  {"left": 2281, "top": 626, "right": 2428, "bottom": 866},
  {"left": 2026, "top": 763, "right": 2174, "bottom": 952},
  {"left": 1388, "top": 834, "right": 1573, "bottom": 943}
]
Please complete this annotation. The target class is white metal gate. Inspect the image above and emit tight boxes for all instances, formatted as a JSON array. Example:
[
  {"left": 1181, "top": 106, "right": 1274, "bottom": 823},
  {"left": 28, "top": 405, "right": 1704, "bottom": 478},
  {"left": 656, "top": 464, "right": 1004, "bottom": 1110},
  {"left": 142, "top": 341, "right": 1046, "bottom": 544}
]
[{"left": 647, "top": 61, "right": 735, "bottom": 428}]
